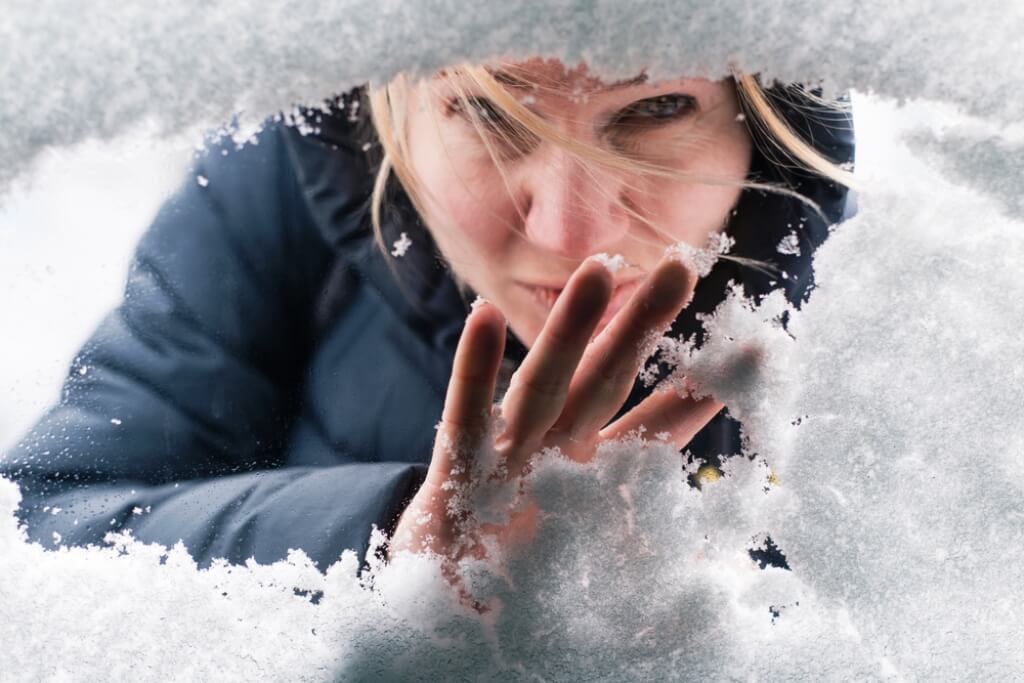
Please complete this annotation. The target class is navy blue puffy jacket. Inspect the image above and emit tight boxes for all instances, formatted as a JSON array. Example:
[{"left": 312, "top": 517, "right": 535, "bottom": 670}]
[{"left": 1, "top": 88, "right": 854, "bottom": 570}]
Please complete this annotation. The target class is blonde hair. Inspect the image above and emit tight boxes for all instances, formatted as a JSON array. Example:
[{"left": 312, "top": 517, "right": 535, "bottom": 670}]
[{"left": 366, "top": 64, "right": 858, "bottom": 262}]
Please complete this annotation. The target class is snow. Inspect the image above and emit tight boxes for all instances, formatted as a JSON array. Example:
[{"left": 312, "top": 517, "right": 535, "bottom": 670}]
[
  {"left": 2, "top": 1, "right": 1024, "bottom": 679},
  {"left": 0, "top": 123, "right": 189, "bottom": 452},
  {"left": 776, "top": 233, "right": 801, "bottom": 256},
  {"left": 666, "top": 232, "right": 736, "bottom": 278},
  {"left": 2, "top": 94, "right": 1022, "bottom": 679},
  {"left": 390, "top": 231, "right": 412, "bottom": 258},
  {"left": 2, "top": 1, "right": 1024, "bottom": 199},
  {"left": 590, "top": 252, "right": 627, "bottom": 272}
]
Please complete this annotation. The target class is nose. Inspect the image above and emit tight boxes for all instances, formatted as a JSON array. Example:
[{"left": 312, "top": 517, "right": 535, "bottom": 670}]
[{"left": 516, "top": 148, "right": 632, "bottom": 259}]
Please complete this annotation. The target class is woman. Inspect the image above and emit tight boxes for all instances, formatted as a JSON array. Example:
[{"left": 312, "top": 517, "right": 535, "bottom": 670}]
[{"left": 0, "top": 59, "right": 855, "bottom": 570}]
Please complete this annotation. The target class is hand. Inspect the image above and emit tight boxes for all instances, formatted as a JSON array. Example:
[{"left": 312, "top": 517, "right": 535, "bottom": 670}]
[{"left": 390, "top": 255, "right": 724, "bottom": 565}]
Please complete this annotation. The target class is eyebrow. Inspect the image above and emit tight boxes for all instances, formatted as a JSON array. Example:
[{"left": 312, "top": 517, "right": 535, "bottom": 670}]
[
  {"left": 598, "top": 73, "right": 650, "bottom": 91},
  {"left": 490, "top": 69, "right": 649, "bottom": 92}
]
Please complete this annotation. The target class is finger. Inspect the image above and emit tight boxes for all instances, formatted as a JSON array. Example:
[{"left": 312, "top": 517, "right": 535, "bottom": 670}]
[
  {"left": 497, "top": 259, "right": 612, "bottom": 454},
  {"left": 599, "top": 386, "right": 724, "bottom": 450},
  {"left": 429, "top": 302, "right": 507, "bottom": 487},
  {"left": 556, "top": 256, "right": 696, "bottom": 438}
]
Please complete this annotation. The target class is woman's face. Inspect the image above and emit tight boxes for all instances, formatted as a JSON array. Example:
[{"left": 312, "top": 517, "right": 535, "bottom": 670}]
[{"left": 404, "top": 59, "right": 752, "bottom": 348}]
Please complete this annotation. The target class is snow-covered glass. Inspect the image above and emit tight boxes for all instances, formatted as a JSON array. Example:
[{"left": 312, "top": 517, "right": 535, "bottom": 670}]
[{"left": 1, "top": 2, "right": 1022, "bottom": 679}]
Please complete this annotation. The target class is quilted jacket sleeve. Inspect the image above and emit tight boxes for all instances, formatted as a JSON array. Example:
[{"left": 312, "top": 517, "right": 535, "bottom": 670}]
[{"left": 0, "top": 125, "right": 424, "bottom": 570}]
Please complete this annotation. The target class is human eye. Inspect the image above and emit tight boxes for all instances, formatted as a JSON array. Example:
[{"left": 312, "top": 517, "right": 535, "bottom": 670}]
[
  {"left": 610, "top": 93, "right": 698, "bottom": 128},
  {"left": 445, "top": 94, "right": 537, "bottom": 156},
  {"left": 447, "top": 96, "right": 511, "bottom": 129}
]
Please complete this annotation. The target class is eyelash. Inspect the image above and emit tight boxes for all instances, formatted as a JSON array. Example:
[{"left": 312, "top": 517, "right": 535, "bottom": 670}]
[
  {"left": 609, "top": 94, "right": 698, "bottom": 127},
  {"left": 445, "top": 96, "right": 539, "bottom": 156},
  {"left": 446, "top": 93, "right": 698, "bottom": 136},
  {"left": 446, "top": 96, "right": 503, "bottom": 124}
]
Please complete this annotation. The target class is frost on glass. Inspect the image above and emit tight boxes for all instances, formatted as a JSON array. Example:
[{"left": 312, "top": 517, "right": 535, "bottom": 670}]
[
  {"left": 2, "top": 1, "right": 1024, "bottom": 680},
  {"left": 2, "top": 0, "right": 1023, "bottom": 196}
]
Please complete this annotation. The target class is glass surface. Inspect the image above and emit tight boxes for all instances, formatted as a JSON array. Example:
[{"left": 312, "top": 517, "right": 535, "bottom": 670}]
[{"left": 1, "top": 6, "right": 1022, "bottom": 679}]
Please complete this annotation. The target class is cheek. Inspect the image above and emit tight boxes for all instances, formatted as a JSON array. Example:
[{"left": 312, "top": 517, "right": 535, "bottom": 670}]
[
  {"left": 439, "top": 179, "right": 519, "bottom": 255},
  {"left": 635, "top": 127, "right": 751, "bottom": 244},
  {"left": 407, "top": 131, "right": 519, "bottom": 260},
  {"left": 644, "top": 181, "right": 744, "bottom": 244},
  {"left": 406, "top": 116, "right": 524, "bottom": 254}
]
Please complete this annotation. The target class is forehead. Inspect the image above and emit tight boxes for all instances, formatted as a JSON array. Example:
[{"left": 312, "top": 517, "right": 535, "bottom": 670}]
[
  {"left": 434, "top": 58, "right": 721, "bottom": 99},
  {"left": 432, "top": 58, "right": 648, "bottom": 93},
  {"left": 491, "top": 58, "right": 648, "bottom": 93}
]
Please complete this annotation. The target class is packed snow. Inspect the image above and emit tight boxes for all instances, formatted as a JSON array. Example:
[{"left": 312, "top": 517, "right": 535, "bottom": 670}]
[{"left": 2, "top": 2, "right": 1024, "bottom": 680}]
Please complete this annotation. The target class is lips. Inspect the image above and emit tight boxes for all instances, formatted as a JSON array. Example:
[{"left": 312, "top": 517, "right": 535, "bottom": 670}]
[
  {"left": 527, "top": 278, "right": 641, "bottom": 330},
  {"left": 531, "top": 286, "right": 562, "bottom": 310}
]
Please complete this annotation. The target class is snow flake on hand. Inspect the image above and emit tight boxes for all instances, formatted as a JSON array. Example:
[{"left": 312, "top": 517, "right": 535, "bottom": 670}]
[
  {"left": 665, "top": 233, "right": 735, "bottom": 278},
  {"left": 589, "top": 253, "right": 628, "bottom": 273}
]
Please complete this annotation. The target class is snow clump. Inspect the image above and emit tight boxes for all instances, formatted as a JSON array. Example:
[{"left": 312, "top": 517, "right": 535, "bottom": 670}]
[{"left": 589, "top": 252, "right": 628, "bottom": 272}]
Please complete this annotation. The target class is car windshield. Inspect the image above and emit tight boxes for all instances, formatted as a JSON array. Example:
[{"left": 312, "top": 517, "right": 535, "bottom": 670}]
[{"left": 1, "top": 3, "right": 1022, "bottom": 680}]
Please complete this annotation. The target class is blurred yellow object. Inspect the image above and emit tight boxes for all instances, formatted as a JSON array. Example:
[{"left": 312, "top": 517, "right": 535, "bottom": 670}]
[
  {"left": 695, "top": 464, "right": 722, "bottom": 488},
  {"left": 692, "top": 464, "right": 778, "bottom": 489}
]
